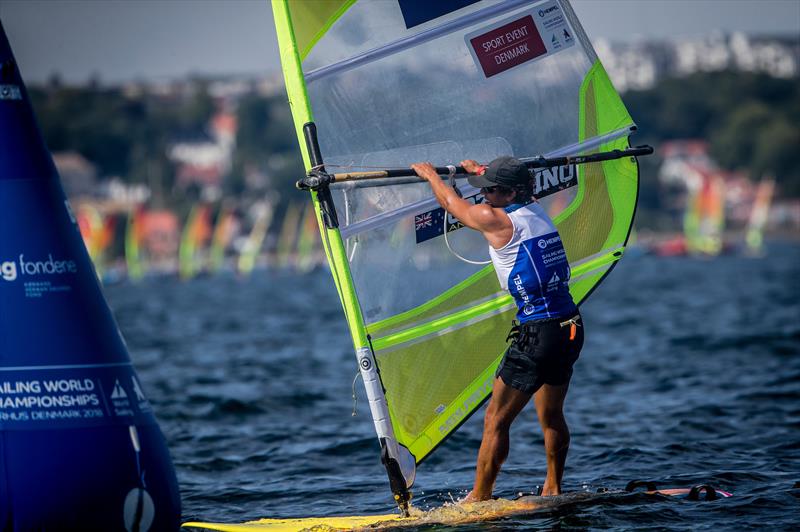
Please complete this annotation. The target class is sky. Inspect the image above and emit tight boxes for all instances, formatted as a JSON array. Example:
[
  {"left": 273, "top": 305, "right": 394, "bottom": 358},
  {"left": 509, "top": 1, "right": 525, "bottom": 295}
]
[{"left": 1, "top": 0, "right": 798, "bottom": 84}]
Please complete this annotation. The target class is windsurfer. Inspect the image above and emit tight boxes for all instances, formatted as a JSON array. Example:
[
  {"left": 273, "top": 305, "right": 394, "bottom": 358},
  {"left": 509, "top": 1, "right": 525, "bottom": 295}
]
[{"left": 411, "top": 157, "right": 583, "bottom": 500}]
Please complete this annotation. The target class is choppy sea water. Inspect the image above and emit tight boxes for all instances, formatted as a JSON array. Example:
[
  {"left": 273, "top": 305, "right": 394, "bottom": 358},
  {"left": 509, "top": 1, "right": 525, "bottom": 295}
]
[{"left": 105, "top": 241, "right": 800, "bottom": 530}]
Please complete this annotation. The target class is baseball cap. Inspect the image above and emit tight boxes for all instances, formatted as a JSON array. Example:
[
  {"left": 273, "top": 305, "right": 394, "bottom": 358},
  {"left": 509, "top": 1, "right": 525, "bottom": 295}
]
[{"left": 467, "top": 156, "right": 530, "bottom": 189}]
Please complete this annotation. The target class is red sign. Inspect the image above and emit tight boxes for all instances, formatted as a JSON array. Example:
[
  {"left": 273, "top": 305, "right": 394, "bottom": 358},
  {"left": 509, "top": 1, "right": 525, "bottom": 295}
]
[{"left": 469, "top": 16, "right": 546, "bottom": 78}]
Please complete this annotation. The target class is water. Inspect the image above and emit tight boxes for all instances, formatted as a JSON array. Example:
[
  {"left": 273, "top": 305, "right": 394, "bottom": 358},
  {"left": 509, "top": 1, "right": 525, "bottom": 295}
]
[{"left": 106, "top": 241, "right": 800, "bottom": 530}]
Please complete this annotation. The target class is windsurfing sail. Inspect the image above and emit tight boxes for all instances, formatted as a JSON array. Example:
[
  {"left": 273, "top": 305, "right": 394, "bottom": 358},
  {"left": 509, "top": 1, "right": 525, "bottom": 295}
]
[
  {"left": 76, "top": 203, "right": 104, "bottom": 259},
  {"left": 76, "top": 203, "right": 115, "bottom": 277},
  {"left": 210, "top": 204, "right": 239, "bottom": 274},
  {"left": 237, "top": 202, "right": 273, "bottom": 276},
  {"left": 684, "top": 172, "right": 725, "bottom": 256},
  {"left": 179, "top": 203, "right": 213, "bottom": 280},
  {"left": 295, "top": 202, "right": 323, "bottom": 273},
  {"left": 125, "top": 205, "right": 146, "bottom": 281},
  {"left": 275, "top": 202, "right": 302, "bottom": 269},
  {"left": 745, "top": 177, "right": 775, "bottom": 256},
  {"left": 273, "top": 0, "right": 643, "bottom": 512}
]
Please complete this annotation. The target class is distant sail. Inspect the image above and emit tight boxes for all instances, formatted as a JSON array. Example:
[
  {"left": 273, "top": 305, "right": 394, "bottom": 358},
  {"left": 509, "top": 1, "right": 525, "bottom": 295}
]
[
  {"left": 179, "top": 204, "right": 212, "bottom": 280},
  {"left": 684, "top": 172, "right": 725, "bottom": 256},
  {"left": 77, "top": 203, "right": 106, "bottom": 275},
  {"left": 210, "top": 205, "right": 238, "bottom": 274},
  {"left": 273, "top": 0, "right": 642, "bottom": 509},
  {"left": 295, "top": 202, "right": 322, "bottom": 273},
  {"left": 745, "top": 177, "right": 775, "bottom": 256},
  {"left": 275, "top": 203, "right": 302, "bottom": 269},
  {"left": 125, "top": 205, "right": 146, "bottom": 281},
  {"left": 237, "top": 202, "right": 273, "bottom": 276}
]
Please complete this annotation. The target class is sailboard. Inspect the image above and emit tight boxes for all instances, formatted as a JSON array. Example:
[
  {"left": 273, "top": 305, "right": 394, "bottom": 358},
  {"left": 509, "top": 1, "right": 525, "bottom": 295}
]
[
  {"left": 265, "top": 0, "right": 646, "bottom": 515},
  {"left": 182, "top": 484, "right": 729, "bottom": 531}
]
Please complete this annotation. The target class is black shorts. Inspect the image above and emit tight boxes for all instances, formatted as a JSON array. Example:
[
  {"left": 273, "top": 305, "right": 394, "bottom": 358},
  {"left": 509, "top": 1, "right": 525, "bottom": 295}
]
[{"left": 495, "top": 314, "right": 584, "bottom": 395}]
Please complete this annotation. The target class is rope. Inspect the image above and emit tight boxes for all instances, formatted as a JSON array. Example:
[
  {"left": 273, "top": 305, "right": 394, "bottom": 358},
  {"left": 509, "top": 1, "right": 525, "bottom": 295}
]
[
  {"left": 351, "top": 370, "right": 361, "bottom": 416},
  {"left": 443, "top": 212, "right": 491, "bottom": 265},
  {"left": 443, "top": 169, "right": 491, "bottom": 265}
]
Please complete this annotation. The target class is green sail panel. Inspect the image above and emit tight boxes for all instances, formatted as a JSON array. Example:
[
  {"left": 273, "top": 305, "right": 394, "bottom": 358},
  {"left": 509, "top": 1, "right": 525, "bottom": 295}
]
[{"left": 273, "top": 0, "right": 640, "bottom": 488}]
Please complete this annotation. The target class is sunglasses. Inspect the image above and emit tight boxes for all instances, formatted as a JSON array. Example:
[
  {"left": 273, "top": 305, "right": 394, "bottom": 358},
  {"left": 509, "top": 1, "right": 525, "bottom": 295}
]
[{"left": 481, "top": 186, "right": 500, "bottom": 193}]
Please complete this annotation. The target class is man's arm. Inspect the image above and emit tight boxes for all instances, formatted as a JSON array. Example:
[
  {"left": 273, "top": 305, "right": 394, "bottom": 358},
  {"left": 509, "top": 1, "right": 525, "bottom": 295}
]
[{"left": 410, "top": 162, "right": 508, "bottom": 236}]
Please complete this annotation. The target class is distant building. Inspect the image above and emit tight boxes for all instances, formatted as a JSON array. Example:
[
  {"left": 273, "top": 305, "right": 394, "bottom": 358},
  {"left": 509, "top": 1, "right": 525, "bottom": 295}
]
[
  {"left": 102, "top": 177, "right": 151, "bottom": 207},
  {"left": 168, "top": 110, "right": 238, "bottom": 191},
  {"left": 595, "top": 33, "right": 798, "bottom": 92}
]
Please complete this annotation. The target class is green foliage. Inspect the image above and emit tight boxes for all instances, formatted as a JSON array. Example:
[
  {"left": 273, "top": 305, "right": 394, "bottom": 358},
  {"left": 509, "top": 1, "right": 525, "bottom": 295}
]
[
  {"left": 626, "top": 71, "right": 800, "bottom": 196},
  {"left": 28, "top": 69, "right": 800, "bottom": 215},
  {"left": 233, "top": 93, "right": 305, "bottom": 199},
  {"left": 752, "top": 119, "right": 800, "bottom": 196},
  {"left": 180, "top": 81, "right": 215, "bottom": 132},
  {"left": 30, "top": 87, "right": 145, "bottom": 176},
  {"left": 28, "top": 81, "right": 223, "bottom": 207}
]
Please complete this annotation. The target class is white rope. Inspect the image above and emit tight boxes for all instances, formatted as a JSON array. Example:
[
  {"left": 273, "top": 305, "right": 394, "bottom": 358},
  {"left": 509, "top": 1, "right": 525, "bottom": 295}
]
[
  {"left": 442, "top": 197, "right": 491, "bottom": 266},
  {"left": 351, "top": 370, "right": 361, "bottom": 416}
]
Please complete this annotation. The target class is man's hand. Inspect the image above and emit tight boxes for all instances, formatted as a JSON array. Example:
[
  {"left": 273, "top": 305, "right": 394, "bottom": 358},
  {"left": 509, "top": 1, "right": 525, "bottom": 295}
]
[
  {"left": 411, "top": 162, "right": 439, "bottom": 181},
  {"left": 460, "top": 159, "right": 485, "bottom": 176},
  {"left": 411, "top": 161, "right": 512, "bottom": 248}
]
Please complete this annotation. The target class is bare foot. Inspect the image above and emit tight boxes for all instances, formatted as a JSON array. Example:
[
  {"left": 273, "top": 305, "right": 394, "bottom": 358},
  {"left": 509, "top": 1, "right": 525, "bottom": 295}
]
[
  {"left": 460, "top": 489, "right": 495, "bottom": 503},
  {"left": 540, "top": 484, "right": 561, "bottom": 496},
  {"left": 459, "top": 490, "right": 490, "bottom": 503}
]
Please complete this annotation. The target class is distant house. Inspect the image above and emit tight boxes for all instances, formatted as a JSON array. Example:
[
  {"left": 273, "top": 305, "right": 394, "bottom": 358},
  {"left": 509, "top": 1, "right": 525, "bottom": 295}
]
[
  {"left": 52, "top": 151, "right": 97, "bottom": 198},
  {"left": 169, "top": 135, "right": 226, "bottom": 189},
  {"left": 168, "top": 111, "right": 237, "bottom": 191}
]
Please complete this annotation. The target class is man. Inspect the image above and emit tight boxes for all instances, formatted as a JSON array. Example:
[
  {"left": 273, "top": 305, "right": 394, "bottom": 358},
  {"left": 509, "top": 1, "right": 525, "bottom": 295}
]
[{"left": 411, "top": 156, "right": 583, "bottom": 501}]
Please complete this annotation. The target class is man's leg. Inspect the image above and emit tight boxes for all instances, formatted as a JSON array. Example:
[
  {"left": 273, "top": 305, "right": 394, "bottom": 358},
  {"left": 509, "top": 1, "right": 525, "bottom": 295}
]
[
  {"left": 468, "top": 377, "right": 532, "bottom": 501},
  {"left": 533, "top": 382, "right": 570, "bottom": 496}
]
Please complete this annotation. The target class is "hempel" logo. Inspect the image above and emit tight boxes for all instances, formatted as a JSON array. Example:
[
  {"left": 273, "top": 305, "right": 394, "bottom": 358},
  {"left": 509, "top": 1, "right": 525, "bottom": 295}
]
[
  {"left": 537, "top": 235, "right": 562, "bottom": 249},
  {"left": 538, "top": 5, "right": 559, "bottom": 17},
  {"left": 1, "top": 254, "right": 78, "bottom": 282}
]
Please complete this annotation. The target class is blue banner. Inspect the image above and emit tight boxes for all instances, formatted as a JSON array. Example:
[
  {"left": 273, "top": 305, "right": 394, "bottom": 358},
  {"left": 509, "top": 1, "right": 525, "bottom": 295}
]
[{"left": 398, "top": 0, "right": 481, "bottom": 29}]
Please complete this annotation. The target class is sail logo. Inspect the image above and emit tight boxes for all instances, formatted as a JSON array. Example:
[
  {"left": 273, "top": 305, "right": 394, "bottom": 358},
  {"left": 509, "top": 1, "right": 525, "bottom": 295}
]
[
  {"left": 538, "top": 5, "right": 559, "bottom": 17},
  {"left": 0, "top": 254, "right": 77, "bottom": 282},
  {"left": 467, "top": 15, "right": 547, "bottom": 78},
  {"left": 534, "top": 164, "right": 575, "bottom": 196}
]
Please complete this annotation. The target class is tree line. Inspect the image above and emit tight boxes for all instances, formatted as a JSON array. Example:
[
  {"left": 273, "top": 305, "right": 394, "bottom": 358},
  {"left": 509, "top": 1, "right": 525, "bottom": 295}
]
[
  {"left": 625, "top": 71, "right": 800, "bottom": 196},
  {"left": 27, "top": 70, "right": 800, "bottom": 214},
  {"left": 28, "top": 81, "right": 306, "bottom": 209}
]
